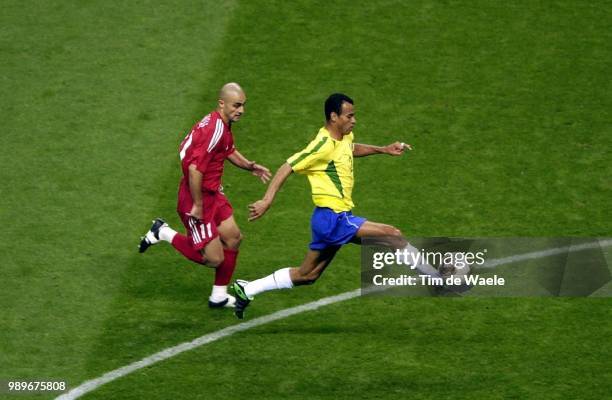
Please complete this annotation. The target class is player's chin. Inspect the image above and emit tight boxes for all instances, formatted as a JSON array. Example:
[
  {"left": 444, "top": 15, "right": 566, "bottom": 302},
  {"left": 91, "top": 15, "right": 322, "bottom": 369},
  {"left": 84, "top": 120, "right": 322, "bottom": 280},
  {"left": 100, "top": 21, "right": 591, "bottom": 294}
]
[{"left": 232, "top": 114, "right": 242, "bottom": 122}]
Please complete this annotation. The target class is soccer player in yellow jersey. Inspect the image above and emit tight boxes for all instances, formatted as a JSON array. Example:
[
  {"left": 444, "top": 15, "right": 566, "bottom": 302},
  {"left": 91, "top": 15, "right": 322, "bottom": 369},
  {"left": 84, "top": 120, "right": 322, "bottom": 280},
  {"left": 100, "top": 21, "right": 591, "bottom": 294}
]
[{"left": 232, "top": 93, "right": 439, "bottom": 319}]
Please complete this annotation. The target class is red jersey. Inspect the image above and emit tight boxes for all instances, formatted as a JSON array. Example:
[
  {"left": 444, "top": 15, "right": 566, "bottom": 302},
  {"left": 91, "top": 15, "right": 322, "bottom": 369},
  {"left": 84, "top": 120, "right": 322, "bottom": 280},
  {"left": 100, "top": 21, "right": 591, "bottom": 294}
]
[{"left": 177, "top": 111, "right": 235, "bottom": 212}]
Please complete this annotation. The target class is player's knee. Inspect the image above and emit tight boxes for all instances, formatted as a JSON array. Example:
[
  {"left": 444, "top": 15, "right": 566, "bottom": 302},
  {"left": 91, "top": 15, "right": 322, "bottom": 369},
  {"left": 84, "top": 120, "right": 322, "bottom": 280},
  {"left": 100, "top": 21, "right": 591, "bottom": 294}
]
[
  {"left": 228, "top": 232, "right": 243, "bottom": 249},
  {"left": 297, "top": 270, "right": 321, "bottom": 285},
  {"left": 206, "top": 253, "right": 225, "bottom": 268},
  {"left": 384, "top": 225, "right": 402, "bottom": 237},
  {"left": 303, "top": 276, "right": 319, "bottom": 285},
  {"left": 222, "top": 231, "right": 243, "bottom": 250}
]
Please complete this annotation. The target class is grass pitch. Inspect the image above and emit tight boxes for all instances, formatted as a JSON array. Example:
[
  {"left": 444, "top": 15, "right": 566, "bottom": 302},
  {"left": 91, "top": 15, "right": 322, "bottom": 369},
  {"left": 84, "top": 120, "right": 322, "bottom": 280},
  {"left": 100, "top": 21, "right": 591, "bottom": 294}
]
[{"left": 1, "top": 1, "right": 610, "bottom": 399}]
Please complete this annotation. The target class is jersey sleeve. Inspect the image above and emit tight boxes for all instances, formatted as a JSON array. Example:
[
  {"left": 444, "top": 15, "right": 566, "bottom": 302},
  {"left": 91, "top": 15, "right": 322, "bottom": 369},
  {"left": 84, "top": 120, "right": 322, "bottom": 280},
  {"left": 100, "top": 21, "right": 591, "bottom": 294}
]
[
  {"left": 191, "top": 119, "right": 226, "bottom": 174},
  {"left": 287, "top": 135, "right": 332, "bottom": 173},
  {"left": 226, "top": 133, "right": 236, "bottom": 156},
  {"left": 347, "top": 132, "right": 355, "bottom": 151},
  {"left": 190, "top": 133, "right": 214, "bottom": 174}
]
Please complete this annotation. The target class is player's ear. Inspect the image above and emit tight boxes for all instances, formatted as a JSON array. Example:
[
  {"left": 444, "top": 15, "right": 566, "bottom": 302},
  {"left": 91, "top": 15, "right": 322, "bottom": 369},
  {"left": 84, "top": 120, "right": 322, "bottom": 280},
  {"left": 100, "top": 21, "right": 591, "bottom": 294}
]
[
  {"left": 218, "top": 99, "right": 224, "bottom": 108},
  {"left": 330, "top": 112, "right": 338, "bottom": 122}
]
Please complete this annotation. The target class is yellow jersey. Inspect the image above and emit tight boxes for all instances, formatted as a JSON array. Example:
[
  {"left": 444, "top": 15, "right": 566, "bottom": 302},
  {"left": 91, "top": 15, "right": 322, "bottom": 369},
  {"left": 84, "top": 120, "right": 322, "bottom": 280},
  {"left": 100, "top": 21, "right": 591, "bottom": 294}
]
[{"left": 287, "top": 127, "right": 355, "bottom": 212}]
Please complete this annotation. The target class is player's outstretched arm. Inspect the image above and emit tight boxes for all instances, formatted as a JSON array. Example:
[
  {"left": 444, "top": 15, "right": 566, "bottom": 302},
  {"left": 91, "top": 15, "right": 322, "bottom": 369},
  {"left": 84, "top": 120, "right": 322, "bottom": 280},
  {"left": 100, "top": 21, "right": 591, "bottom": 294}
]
[
  {"left": 227, "top": 149, "right": 272, "bottom": 183},
  {"left": 248, "top": 162, "right": 293, "bottom": 221},
  {"left": 353, "top": 142, "right": 412, "bottom": 157}
]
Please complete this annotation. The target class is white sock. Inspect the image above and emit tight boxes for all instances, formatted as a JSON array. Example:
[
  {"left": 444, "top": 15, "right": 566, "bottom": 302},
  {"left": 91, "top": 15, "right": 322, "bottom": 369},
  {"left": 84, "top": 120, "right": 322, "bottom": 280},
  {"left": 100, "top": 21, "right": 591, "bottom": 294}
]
[
  {"left": 245, "top": 267, "right": 294, "bottom": 298},
  {"left": 210, "top": 285, "right": 228, "bottom": 302},
  {"left": 158, "top": 225, "right": 177, "bottom": 242},
  {"left": 403, "top": 244, "right": 441, "bottom": 278}
]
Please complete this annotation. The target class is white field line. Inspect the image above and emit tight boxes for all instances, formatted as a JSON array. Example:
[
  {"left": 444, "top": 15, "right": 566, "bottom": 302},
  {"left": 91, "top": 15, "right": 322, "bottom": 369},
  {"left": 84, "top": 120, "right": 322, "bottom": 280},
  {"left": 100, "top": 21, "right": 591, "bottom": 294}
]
[
  {"left": 56, "top": 290, "right": 360, "bottom": 400},
  {"left": 57, "top": 239, "right": 612, "bottom": 400},
  {"left": 482, "top": 239, "right": 612, "bottom": 268}
]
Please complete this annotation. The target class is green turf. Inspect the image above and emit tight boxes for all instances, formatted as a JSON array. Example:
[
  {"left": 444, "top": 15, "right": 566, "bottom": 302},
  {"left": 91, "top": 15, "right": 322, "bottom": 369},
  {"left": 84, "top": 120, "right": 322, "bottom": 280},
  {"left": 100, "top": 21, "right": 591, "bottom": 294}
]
[
  {"left": 1, "top": 0, "right": 238, "bottom": 391},
  {"left": 1, "top": 0, "right": 610, "bottom": 399},
  {"left": 85, "top": 298, "right": 612, "bottom": 400}
]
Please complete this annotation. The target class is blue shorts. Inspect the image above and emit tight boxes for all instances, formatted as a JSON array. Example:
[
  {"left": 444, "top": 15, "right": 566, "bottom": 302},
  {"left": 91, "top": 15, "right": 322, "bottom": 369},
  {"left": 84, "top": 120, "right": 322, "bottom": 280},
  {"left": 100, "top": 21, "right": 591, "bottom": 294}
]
[{"left": 309, "top": 207, "right": 367, "bottom": 251}]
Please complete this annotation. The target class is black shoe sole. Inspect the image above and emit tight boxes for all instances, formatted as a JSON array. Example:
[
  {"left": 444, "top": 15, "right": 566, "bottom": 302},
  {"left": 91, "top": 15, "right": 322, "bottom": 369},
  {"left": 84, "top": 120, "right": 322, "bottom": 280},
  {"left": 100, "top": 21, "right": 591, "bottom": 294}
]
[
  {"left": 138, "top": 237, "right": 151, "bottom": 253},
  {"left": 138, "top": 218, "right": 166, "bottom": 253}
]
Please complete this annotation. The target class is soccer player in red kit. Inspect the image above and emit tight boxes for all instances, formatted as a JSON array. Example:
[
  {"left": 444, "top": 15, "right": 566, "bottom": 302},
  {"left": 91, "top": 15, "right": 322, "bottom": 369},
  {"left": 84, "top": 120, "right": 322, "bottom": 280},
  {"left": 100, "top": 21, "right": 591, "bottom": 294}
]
[{"left": 139, "top": 83, "right": 271, "bottom": 308}]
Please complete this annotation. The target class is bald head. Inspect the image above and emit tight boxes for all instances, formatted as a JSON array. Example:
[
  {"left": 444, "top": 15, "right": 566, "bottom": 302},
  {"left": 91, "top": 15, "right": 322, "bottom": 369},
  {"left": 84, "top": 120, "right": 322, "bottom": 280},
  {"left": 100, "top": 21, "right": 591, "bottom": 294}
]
[
  {"left": 217, "top": 82, "right": 246, "bottom": 124},
  {"left": 219, "top": 82, "right": 244, "bottom": 101}
]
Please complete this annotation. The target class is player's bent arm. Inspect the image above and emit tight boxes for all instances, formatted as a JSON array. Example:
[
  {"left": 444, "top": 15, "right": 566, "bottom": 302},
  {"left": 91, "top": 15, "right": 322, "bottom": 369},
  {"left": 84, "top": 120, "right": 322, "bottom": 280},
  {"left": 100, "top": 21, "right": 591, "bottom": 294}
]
[
  {"left": 227, "top": 150, "right": 271, "bottom": 183},
  {"left": 227, "top": 149, "right": 254, "bottom": 170},
  {"left": 353, "top": 142, "right": 411, "bottom": 157},
  {"left": 262, "top": 162, "right": 292, "bottom": 203},
  {"left": 248, "top": 162, "right": 293, "bottom": 221},
  {"left": 188, "top": 164, "right": 204, "bottom": 219}
]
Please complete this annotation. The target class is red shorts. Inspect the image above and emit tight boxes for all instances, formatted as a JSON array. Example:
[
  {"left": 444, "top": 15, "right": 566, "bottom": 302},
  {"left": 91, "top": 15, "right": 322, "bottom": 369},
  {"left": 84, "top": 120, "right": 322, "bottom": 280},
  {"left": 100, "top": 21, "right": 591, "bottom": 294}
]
[{"left": 177, "top": 191, "right": 233, "bottom": 250}]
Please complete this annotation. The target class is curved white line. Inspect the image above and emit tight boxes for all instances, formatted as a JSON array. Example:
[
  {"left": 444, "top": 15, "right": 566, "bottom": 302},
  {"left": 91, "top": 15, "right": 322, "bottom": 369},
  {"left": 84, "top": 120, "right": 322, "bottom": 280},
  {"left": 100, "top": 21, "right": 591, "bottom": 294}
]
[
  {"left": 482, "top": 239, "right": 612, "bottom": 268},
  {"left": 56, "top": 290, "right": 360, "bottom": 400},
  {"left": 57, "top": 239, "right": 611, "bottom": 399}
]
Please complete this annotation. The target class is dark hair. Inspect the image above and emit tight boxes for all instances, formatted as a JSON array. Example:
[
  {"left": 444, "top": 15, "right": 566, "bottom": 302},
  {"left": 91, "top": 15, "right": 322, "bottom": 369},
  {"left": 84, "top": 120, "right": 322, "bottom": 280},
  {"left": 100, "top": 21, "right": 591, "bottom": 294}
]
[{"left": 324, "top": 93, "right": 354, "bottom": 121}]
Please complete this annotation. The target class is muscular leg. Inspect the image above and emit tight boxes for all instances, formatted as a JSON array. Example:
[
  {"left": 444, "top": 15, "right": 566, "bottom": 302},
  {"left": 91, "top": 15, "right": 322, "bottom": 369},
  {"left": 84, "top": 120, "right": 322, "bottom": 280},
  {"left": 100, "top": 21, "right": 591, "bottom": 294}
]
[
  {"left": 290, "top": 246, "right": 340, "bottom": 285},
  {"left": 175, "top": 219, "right": 235, "bottom": 306},
  {"left": 243, "top": 246, "right": 340, "bottom": 298},
  {"left": 352, "top": 221, "right": 406, "bottom": 247},
  {"left": 151, "top": 212, "right": 226, "bottom": 268},
  {"left": 212, "top": 215, "right": 242, "bottom": 291},
  {"left": 200, "top": 237, "right": 224, "bottom": 267},
  {"left": 217, "top": 215, "right": 243, "bottom": 250},
  {"left": 164, "top": 229, "right": 224, "bottom": 267},
  {"left": 254, "top": 222, "right": 399, "bottom": 288},
  {"left": 240, "top": 222, "right": 404, "bottom": 298},
  {"left": 353, "top": 220, "right": 440, "bottom": 277}
]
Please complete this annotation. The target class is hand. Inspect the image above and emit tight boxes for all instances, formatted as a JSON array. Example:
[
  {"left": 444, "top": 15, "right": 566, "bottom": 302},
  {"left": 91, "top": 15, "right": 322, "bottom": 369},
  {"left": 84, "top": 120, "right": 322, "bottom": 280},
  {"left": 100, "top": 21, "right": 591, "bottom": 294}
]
[
  {"left": 188, "top": 204, "right": 203, "bottom": 220},
  {"left": 248, "top": 199, "right": 271, "bottom": 221},
  {"left": 385, "top": 141, "right": 412, "bottom": 156},
  {"left": 249, "top": 162, "right": 272, "bottom": 183}
]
